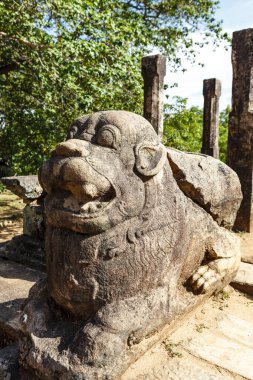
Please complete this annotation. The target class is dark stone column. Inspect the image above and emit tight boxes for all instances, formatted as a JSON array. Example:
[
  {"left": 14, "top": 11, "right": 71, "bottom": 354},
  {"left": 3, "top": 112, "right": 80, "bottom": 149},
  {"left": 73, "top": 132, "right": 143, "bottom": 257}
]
[
  {"left": 227, "top": 28, "right": 253, "bottom": 232},
  {"left": 142, "top": 54, "right": 166, "bottom": 140},
  {"left": 201, "top": 78, "right": 221, "bottom": 158}
]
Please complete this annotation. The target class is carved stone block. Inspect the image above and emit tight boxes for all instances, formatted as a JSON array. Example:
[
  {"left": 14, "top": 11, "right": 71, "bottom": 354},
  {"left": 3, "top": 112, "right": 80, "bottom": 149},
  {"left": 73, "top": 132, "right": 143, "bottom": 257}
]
[
  {"left": 1, "top": 176, "right": 43, "bottom": 202},
  {"left": 23, "top": 204, "right": 44, "bottom": 240},
  {"left": 19, "top": 111, "right": 241, "bottom": 379}
]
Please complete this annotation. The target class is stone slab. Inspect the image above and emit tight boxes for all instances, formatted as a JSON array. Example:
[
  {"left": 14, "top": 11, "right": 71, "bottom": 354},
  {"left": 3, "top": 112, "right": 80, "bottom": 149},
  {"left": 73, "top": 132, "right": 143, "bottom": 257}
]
[
  {"left": 184, "top": 318, "right": 253, "bottom": 379},
  {"left": 122, "top": 345, "right": 236, "bottom": 380},
  {"left": 0, "top": 235, "right": 46, "bottom": 271},
  {"left": 167, "top": 148, "right": 242, "bottom": 228},
  {"left": 240, "top": 233, "right": 253, "bottom": 264},
  {"left": 0, "top": 259, "right": 45, "bottom": 341},
  {"left": 231, "top": 261, "right": 253, "bottom": 296},
  {"left": 123, "top": 288, "right": 253, "bottom": 380},
  {"left": 1, "top": 176, "right": 43, "bottom": 201}
]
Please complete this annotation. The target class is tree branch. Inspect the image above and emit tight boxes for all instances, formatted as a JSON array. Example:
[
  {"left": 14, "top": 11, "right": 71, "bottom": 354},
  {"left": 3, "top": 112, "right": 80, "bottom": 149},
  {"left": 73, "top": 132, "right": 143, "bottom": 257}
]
[
  {"left": 0, "top": 31, "right": 49, "bottom": 50},
  {"left": 0, "top": 62, "right": 18, "bottom": 75}
]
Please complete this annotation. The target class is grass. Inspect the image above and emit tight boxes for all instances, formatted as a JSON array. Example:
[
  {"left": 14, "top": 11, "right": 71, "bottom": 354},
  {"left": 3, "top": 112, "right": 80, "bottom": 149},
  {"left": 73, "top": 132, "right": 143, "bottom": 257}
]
[
  {"left": 234, "top": 230, "right": 246, "bottom": 237},
  {"left": 195, "top": 323, "right": 209, "bottom": 333},
  {"left": 0, "top": 190, "right": 24, "bottom": 222},
  {"left": 163, "top": 339, "right": 183, "bottom": 358}
]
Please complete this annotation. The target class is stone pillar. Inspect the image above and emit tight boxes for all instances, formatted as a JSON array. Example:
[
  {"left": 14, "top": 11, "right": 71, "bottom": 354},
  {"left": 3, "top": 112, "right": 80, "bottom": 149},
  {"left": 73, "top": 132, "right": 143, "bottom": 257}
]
[
  {"left": 227, "top": 28, "right": 253, "bottom": 232},
  {"left": 142, "top": 54, "right": 166, "bottom": 140},
  {"left": 201, "top": 78, "right": 221, "bottom": 158}
]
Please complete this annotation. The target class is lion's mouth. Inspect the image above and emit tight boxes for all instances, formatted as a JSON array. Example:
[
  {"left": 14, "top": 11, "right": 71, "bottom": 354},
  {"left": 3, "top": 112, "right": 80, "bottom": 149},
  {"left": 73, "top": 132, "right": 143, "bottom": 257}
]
[
  {"left": 71, "top": 191, "right": 115, "bottom": 217},
  {"left": 46, "top": 186, "right": 116, "bottom": 219}
]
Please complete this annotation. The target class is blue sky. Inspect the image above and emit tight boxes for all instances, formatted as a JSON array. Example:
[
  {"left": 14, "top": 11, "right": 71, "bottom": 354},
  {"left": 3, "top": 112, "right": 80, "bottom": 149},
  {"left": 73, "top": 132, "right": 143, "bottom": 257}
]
[{"left": 165, "top": 0, "right": 253, "bottom": 110}]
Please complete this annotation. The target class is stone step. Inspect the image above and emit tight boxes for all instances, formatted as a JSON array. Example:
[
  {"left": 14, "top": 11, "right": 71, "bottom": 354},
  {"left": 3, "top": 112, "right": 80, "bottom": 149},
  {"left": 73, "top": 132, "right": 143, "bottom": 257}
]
[
  {"left": 123, "top": 288, "right": 253, "bottom": 380},
  {"left": 231, "top": 261, "right": 253, "bottom": 297},
  {"left": 240, "top": 233, "right": 253, "bottom": 264},
  {"left": 1, "top": 258, "right": 252, "bottom": 379},
  {"left": 0, "top": 258, "right": 45, "bottom": 343},
  {"left": 0, "top": 235, "right": 45, "bottom": 272}
]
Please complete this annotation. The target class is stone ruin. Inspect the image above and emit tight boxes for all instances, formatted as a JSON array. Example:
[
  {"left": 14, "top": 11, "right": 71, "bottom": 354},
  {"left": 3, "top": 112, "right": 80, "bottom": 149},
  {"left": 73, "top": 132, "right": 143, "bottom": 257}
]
[
  {"left": 201, "top": 78, "right": 221, "bottom": 159},
  {"left": 15, "top": 110, "right": 242, "bottom": 379},
  {"left": 227, "top": 28, "right": 253, "bottom": 232},
  {"left": 0, "top": 175, "right": 45, "bottom": 270}
]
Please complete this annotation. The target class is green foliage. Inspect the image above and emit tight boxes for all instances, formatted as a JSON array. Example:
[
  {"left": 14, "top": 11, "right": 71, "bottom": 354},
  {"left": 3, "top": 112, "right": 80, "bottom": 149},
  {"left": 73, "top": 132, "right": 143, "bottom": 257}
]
[
  {"left": 163, "top": 97, "right": 203, "bottom": 152},
  {"left": 163, "top": 97, "right": 229, "bottom": 163},
  {"left": 219, "top": 105, "right": 230, "bottom": 163},
  {"left": 163, "top": 339, "right": 183, "bottom": 358},
  {"left": 0, "top": 0, "right": 227, "bottom": 174},
  {"left": 195, "top": 323, "right": 209, "bottom": 333}
]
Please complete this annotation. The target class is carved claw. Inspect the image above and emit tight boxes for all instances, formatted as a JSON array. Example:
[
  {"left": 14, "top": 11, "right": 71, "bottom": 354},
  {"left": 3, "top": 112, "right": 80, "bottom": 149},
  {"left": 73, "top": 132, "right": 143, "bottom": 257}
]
[{"left": 189, "top": 264, "right": 221, "bottom": 294}]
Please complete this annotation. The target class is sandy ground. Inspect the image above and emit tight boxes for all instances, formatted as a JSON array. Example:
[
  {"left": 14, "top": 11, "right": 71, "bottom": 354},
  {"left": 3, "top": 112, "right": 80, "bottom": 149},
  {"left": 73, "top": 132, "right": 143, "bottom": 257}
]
[
  {"left": 123, "top": 287, "right": 253, "bottom": 380},
  {"left": 0, "top": 191, "right": 24, "bottom": 243}
]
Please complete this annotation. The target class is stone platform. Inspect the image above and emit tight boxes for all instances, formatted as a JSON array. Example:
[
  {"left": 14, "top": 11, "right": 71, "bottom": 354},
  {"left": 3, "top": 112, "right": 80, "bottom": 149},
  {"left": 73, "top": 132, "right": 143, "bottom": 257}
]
[
  {"left": 0, "top": 257, "right": 252, "bottom": 379},
  {"left": 123, "top": 287, "right": 253, "bottom": 380},
  {"left": 240, "top": 232, "right": 253, "bottom": 264},
  {"left": 0, "top": 259, "right": 44, "bottom": 345},
  {"left": 0, "top": 233, "right": 253, "bottom": 379}
]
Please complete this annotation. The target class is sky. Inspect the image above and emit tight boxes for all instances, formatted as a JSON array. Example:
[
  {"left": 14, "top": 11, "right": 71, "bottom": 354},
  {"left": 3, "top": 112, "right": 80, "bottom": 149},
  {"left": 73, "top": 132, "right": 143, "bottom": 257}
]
[{"left": 165, "top": 0, "right": 253, "bottom": 110}]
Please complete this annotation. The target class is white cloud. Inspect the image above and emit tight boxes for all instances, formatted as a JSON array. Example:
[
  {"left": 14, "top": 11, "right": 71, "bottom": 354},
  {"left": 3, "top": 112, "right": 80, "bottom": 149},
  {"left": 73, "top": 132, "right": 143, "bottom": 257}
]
[
  {"left": 165, "top": 43, "right": 232, "bottom": 110},
  {"left": 163, "top": 0, "right": 253, "bottom": 110}
]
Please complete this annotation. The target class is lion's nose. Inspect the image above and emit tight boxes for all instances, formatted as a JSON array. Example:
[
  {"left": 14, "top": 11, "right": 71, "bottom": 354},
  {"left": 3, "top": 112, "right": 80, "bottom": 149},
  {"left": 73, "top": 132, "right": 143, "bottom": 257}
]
[{"left": 54, "top": 139, "right": 90, "bottom": 157}]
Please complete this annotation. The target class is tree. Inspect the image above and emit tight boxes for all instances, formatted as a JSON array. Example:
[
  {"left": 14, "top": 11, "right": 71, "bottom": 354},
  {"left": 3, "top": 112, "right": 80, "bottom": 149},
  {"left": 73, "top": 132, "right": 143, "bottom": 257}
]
[
  {"left": 163, "top": 97, "right": 203, "bottom": 152},
  {"left": 219, "top": 105, "right": 230, "bottom": 163},
  {"left": 0, "top": 0, "right": 227, "bottom": 174},
  {"left": 163, "top": 97, "right": 229, "bottom": 163}
]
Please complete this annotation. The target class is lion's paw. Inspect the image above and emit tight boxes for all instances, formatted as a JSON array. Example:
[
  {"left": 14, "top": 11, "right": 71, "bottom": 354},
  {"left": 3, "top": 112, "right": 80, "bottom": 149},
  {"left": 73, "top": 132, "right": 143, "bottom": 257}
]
[
  {"left": 189, "top": 264, "right": 221, "bottom": 294},
  {"left": 71, "top": 322, "right": 125, "bottom": 366}
]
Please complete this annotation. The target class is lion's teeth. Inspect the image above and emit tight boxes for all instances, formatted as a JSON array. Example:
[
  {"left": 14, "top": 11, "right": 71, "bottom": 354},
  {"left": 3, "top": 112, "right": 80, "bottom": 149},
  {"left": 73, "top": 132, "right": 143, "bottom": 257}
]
[
  {"left": 88, "top": 204, "right": 97, "bottom": 213},
  {"left": 79, "top": 201, "right": 105, "bottom": 214},
  {"left": 80, "top": 204, "right": 88, "bottom": 212}
]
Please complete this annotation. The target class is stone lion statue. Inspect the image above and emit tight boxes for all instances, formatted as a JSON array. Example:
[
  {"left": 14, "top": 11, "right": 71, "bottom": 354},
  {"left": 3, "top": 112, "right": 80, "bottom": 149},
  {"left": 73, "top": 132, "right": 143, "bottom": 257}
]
[{"left": 19, "top": 111, "right": 242, "bottom": 379}]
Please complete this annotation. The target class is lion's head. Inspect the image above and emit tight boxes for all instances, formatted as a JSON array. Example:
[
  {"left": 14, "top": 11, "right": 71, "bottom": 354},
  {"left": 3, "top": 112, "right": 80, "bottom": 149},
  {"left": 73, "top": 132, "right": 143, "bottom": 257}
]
[{"left": 39, "top": 111, "right": 167, "bottom": 235}]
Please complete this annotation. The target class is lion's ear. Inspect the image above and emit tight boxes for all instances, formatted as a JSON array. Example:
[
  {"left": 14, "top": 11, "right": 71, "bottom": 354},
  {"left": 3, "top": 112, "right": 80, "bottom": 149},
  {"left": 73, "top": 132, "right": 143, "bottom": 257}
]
[{"left": 135, "top": 143, "right": 166, "bottom": 177}]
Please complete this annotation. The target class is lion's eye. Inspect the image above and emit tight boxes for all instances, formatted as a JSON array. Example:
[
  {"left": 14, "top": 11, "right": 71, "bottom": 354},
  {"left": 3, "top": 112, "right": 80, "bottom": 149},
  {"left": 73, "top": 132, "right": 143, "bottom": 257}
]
[
  {"left": 97, "top": 129, "right": 114, "bottom": 147},
  {"left": 96, "top": 125, "right": 120, "bottom": 149}
]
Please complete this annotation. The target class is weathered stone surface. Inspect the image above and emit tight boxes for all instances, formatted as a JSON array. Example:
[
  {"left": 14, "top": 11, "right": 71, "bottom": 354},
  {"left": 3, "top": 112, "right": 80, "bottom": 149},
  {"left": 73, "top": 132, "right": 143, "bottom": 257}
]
[
  {"left": 123, "top": 288, "right": 253, "bottom": 380},
  {"left": 227, "top": 28, "right": 253, "bottom": 232},
  {"left": 23, "top": 204, "right": 44, "bottom": 239},
  {"left": 19, "top": 111, "right": 241, "bottom": 379},
  {"left": 0, "top": 235, "right": 45, "bottom": 271},
  {"left": 1, "top": 175, "right": 43, "bottom": 202},
  {"left": 0, "top": 344, "right": 19, "bottom": 380},
  {"left": 122, "top": 346, "right": 236, "bottom": 380},
  {"left": 142, "top": 54, "right": 166, "bottom": 139},
  {"left": 0, "top": 259, "right": 44, "bottom": 342},
  {"left": 167, "top": 148, "right": 242, "bottom": 228},
  {"left": 201, "top": 78, "right": 221, "bottom": 158},
  {"left": 240, "top": 232, "right": 253, "bottom": 264},
  {"left": 231, "top": 261, "right": 253, "bottom": 296},
  {"left": 183, "top": 312, "right": 253, "bottom": 380}
]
